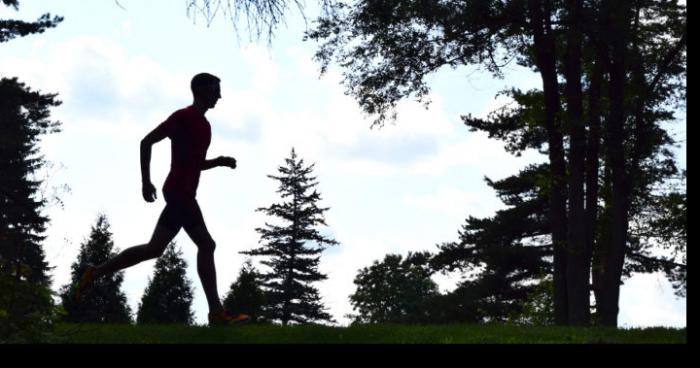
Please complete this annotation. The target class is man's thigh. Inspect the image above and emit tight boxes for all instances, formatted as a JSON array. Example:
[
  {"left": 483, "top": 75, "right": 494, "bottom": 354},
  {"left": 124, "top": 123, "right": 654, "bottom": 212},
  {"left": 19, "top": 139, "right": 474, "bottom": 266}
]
[{"left": 180, "top": 200, "right": 214, "bottom": 249}]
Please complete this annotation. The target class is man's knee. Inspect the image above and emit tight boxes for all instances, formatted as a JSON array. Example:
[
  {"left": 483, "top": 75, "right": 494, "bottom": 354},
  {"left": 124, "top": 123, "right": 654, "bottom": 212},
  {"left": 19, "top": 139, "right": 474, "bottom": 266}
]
[
  {"left": 198, "top": 239, "right": 216, "bottom": 254},
  {"left": 145, "top": 242, "right": 168, "bottom": 259}
]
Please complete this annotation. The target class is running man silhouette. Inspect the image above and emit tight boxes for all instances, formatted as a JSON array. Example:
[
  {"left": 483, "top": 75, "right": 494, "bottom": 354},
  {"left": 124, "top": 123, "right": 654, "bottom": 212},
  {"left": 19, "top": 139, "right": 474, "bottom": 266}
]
[{"left": 75, "top": 73, "right": 251, "bottom": 326}]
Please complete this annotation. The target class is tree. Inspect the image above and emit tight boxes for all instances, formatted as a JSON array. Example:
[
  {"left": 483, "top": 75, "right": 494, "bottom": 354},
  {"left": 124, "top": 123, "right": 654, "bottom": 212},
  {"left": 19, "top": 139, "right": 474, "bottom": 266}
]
[
  {"left": 241, "top": 148, "right": 339, "bottom": 326},
  {"left": 431, "top": 164, "right": 553, "bottom": 323},
  {"left": 60, "top": 214, "right": 132, "bottom": 323},
  {"left": 137, "top": 242, "right": 195, "bottom": 325},
  {"left": 223, "top": 259, "right": 266, "bottom": 321},
  {"left": 349, "top": 252, "right": 439, "bottom": 324},
  {"left": 431, "top": 157, "right": 685, "bottom": 324},
  {"left": 0, "top": 0, "right": 63, "bottom": 342},
  {"left": 306, "top": 0, "right": 686, "bottom": 326}
]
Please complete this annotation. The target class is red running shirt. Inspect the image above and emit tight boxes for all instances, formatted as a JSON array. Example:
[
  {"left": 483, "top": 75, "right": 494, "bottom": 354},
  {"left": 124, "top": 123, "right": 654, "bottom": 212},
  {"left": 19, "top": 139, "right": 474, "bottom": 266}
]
[{"left": 158, "top": 106, "right": 211, "bottom": 199}]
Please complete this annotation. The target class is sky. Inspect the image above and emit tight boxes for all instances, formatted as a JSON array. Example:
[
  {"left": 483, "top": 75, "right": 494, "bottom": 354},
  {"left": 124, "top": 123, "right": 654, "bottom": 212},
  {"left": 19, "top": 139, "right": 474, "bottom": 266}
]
[{"left": 1, "top": 0, "right": 686, "bottom": 327}]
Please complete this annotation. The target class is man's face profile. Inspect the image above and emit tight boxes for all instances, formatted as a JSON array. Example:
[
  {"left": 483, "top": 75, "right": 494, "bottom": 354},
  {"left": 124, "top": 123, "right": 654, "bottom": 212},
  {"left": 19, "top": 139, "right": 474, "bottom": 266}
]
[{"left": 203, "top": 83, "right": 221, "bottom": 108}]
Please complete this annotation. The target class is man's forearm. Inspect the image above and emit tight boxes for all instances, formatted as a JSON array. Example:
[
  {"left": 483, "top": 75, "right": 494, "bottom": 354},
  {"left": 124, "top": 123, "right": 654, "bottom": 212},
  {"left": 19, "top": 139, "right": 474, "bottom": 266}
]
[
  {"left": 140, "top": 141, "right": 152, "bottom": 183},
  {"left": 201, "top": 157, "right": 221, "bottom": 171}
]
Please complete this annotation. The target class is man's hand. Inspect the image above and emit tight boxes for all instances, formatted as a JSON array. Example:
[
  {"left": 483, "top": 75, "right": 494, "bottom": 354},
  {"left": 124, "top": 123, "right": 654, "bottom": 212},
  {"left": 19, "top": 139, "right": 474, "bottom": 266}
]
[
  {"left": 142, "top": 182, "right": 157, "bottom": 203},
  {"left": 218, "top": 156, "right": 237, "bottom": 169}
]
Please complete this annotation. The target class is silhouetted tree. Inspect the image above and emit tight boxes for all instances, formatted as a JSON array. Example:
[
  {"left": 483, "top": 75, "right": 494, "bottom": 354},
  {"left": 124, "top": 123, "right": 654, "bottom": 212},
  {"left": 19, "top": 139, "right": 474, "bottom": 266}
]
[
  {"left": 431, "top": 164, "right": 552, "bottom": 323},
  {"left": 349, "top": 252, "right": 439, "bottom": 324},
  {"left": 242, "top": 148, "right": 339, "bottom": 326},
  {"left": 0, "top": 0, "right": 63, "bottom": 342},
  {"left": 432, "top": 161, "right": 685, "bottom": 324},
  {"left": 137, "top": 242, "right": 194, "bottom": 325},
  {"left": 223, "top": 259, "right": 266, "bottom": 321},
  {"left": 60, "top": 215, "right": 132, "bottom": 323},
  {"left": 307, "top": 0, "right": 686, "bottom": 327}
]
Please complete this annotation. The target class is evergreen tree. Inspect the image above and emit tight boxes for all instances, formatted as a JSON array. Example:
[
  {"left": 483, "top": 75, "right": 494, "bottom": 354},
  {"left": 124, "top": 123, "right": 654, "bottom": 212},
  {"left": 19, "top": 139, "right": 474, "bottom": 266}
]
[
  {"left": 242, "top": 148, "right": 339, "bottom": 326},
  {"left": 60, "top": 214, "right": 132, "bottom": 323},
  {"left": 137, "top": 242, "right": 194, "bottom": 325},
  {"left": 223, "top": 259, "right": 266, "bottom": 321},
  {"left": 349, "top": 252, "right": 439, "bottom": 324},
  {"left": 0, "top": 78, "right": 59, "bottom": 287},
  {"left": 1, "top": 0, "right": 63, "bottom": 342},
  {"left": 431, "top": 164, "right": 553, "bottom": 323}
]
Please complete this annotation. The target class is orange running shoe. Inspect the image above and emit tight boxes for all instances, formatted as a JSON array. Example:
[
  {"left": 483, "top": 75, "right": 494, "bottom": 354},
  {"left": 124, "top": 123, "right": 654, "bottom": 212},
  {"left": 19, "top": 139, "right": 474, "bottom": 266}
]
[
  {"left": 208, "top": 310, "right": 252, "bottom": 327},
  {"left": 74, "top": 265, "right": 97, "bottom": 301}
]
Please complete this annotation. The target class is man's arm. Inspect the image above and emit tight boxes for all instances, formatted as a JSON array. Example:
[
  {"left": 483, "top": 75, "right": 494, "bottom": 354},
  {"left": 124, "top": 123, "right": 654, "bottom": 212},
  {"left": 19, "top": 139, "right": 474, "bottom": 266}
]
[
  {"left": 201, "top": 157, "right": 222, "bottom": 171},
  {"left": 201, "top": 156, "right": 236, "bottom": 171},
  {"left": 140, "top": 125, "right": 169, "bottom": 202}
]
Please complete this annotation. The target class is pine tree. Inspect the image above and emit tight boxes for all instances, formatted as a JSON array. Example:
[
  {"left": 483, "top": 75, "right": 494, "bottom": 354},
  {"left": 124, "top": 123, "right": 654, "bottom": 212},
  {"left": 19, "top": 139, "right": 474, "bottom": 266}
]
[
  {"left": 137, "top": 242, "right": 194, "bottom": 325},
  {"left": 431, "top": 164, "right": 553, "bottom": 323},
  {"left": 1, "top": 0, "right": 63, "bottom": 342},
  {"left": 242, "top": 148, "right": 339, "bottom": 326},
  {"left": 0, "top": 78, "right": 59, "bottom": 287},
  {"left": 60, "top": 214, "right": 132, "bottom": 323},
  {"left": 223, "top": 259, "right": 266, "bottom": 321}
]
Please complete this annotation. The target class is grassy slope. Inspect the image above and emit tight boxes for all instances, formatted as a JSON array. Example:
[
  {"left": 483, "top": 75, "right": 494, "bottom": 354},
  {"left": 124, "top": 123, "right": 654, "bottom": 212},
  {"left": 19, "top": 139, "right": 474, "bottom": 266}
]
[{"left": 53, "top": 323, "right": 686, "bottom": 344}]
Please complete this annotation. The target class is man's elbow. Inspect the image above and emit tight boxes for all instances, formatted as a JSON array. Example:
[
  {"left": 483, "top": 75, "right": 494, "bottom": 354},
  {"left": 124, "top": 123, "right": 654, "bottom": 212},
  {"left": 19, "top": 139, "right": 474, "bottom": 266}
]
[{"left": 141, "top": 137, "right": 153, "bottom": 148}]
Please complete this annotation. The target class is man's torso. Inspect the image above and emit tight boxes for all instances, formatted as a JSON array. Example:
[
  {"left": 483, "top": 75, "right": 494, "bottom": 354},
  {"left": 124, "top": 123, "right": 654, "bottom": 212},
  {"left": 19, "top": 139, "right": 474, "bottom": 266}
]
[{"left": 160, "top": 106, "right": 211, "bottom": 199}]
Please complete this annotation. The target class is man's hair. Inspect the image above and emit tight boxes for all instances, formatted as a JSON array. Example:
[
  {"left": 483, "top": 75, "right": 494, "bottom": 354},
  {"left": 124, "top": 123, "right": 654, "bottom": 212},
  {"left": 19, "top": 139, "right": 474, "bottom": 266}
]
[{"left": 191, "top": 73, "right": 221, "bottom": 96}]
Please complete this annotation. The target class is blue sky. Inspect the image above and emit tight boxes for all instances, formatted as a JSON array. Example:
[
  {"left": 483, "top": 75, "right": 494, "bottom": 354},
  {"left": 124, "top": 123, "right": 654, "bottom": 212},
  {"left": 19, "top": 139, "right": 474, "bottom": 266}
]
[{"left": 1, "top": 0, "right": 686, "bottom": 327}]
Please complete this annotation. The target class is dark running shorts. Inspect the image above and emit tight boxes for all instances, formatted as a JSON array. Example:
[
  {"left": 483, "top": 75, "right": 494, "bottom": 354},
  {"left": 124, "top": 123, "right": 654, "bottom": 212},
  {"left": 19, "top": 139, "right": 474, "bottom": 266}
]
[{"left": 156, "top": 192, "right": 206, "bottom": 232}]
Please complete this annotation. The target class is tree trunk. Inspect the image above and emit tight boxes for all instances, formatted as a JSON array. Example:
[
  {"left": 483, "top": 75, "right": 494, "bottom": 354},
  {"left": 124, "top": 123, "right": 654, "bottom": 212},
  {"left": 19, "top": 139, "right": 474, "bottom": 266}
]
[
  {"left": 585, "top": 0, "right": 609, "bottom": 323},
  {"left": 563, "top": 0, "right": 590, "bottom": 326},
  {"left": 598, "top": 0, "right": 633, "bottom": 327},
  {"left": 528, "top": 0, "right": 569, "bottom": 325}
]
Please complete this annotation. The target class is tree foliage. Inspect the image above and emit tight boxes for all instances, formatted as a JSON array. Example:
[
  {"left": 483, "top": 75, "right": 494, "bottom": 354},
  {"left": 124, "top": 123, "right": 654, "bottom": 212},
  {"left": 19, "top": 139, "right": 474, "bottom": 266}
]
[
  {"left": 184, "top": 0, "right": 337, "bottom": 42},
  {"left": 60, "top": 215, "right": 132, "bottom": 324},
  {"left": 1, "top": 0, "right": 62, "bottom": 43},
  {"left": 137, "top": 242, "right": 195, "bottom": 325},
  {"left": 349, "top": 252, "right": 439, "bottom": 324},
  {"left": 223, "top": 259, "right": 267, "bottom": 321}
]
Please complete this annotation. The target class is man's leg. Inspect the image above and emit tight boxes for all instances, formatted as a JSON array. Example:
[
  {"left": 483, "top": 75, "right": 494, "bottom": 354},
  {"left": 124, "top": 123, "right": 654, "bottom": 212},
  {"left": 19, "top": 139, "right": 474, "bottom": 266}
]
[
  {"left": 94, "top": 224, "right": 179, "bottom": 279},
  {"left": 184, "top": 224, "right": 224, "bottom": 314}
]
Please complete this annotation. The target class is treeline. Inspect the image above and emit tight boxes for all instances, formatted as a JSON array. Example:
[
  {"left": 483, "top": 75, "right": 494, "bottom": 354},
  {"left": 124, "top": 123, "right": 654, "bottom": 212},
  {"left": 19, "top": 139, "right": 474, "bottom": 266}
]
[{"left": 57, "top": 154, "right": 686, "bottom": 327}]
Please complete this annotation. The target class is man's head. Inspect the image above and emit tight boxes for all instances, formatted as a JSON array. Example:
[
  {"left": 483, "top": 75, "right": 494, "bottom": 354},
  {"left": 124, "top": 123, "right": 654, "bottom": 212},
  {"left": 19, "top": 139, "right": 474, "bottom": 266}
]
[{"left": 191, "top": 73, "right": 221, "bottom": 109}]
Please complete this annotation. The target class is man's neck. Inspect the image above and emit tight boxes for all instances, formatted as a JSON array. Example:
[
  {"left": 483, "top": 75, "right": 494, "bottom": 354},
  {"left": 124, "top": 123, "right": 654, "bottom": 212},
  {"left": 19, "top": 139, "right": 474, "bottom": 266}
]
[{"left": 191, "top": 102, "right": 209, "bottom": 116}]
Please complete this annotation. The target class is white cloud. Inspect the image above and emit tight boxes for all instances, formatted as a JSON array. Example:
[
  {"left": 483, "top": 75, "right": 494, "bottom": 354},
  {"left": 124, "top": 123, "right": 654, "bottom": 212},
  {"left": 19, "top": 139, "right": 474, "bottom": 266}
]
[{"left": 404, "top": 186, "right": 492, "bottom": 219}]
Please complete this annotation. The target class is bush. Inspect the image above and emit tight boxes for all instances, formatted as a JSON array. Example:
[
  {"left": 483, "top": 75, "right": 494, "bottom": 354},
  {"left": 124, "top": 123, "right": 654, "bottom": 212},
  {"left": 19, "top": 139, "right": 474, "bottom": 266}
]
[{"left": 0, "top": 260, "right": 63, "bottom": 343}]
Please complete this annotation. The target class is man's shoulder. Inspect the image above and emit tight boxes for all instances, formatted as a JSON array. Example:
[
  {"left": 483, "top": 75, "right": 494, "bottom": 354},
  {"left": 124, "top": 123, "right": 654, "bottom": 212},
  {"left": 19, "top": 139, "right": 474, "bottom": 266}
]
[
  {"left": 165, "top": 106, "right": 195, "bottom": 124},
  {"left": 172, "top": 106, "right": 193, "bottom": 117}
]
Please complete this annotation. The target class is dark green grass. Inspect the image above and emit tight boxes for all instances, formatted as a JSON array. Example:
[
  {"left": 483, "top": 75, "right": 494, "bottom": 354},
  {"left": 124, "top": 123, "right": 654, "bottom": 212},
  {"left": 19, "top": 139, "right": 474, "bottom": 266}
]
[{"left": 52, "top": 323, "right": 686, "bottom": 344}]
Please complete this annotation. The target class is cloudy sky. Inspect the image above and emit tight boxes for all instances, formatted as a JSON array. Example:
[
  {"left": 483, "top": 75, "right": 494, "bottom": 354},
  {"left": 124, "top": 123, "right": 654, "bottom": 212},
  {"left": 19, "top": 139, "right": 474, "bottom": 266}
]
[{"left": 2, "top": 0, "right": 686, "bottom": 327}]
